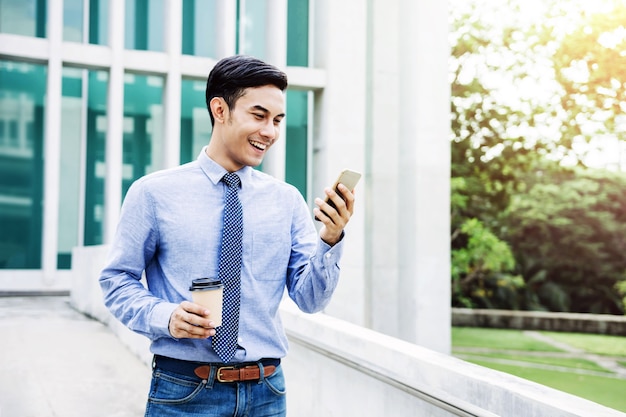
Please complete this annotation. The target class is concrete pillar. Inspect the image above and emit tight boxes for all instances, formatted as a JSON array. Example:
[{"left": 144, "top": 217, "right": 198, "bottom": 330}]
[
  {"left": 104, "top": 0, "right": 125, "bottom": 244},
  {"left": 311, "top": 0, "right": 368, "bottom": 326},
  {"left": 365, "top": 0, "right": 401, "bottom": 336},
  {"left": 397, "top": 0, "right": 451, "bottom": 354},
  {"left": 259, "top": 0, "right": 288, "bottom": 181},
  {"left": 215, "top": 0, "right": 237, "bottom": 58},
  {"left": 163, "top": 0, "right": 182, "bottom": 168},
  {"left": 42, "top": 0, "right": 63, "bottom": 284},
  {"left": 350, "top": 0, "right": 451, "bottom": 353}
]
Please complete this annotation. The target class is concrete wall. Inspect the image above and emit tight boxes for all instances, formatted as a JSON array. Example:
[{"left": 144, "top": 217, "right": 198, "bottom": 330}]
[
  {"left": 453, "top": 308, "right": 626, "bottom": 336},
  {"left": 71, "top": 246, "right": 626, "bottom": 417},
  {"left": 71, "top": 245, "right": 152, "bottom": 365}
]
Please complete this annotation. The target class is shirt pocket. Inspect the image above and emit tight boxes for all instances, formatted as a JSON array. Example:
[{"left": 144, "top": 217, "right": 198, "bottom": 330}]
[{"left": 251, "top": 229, "right": 291, "bottom": 281}]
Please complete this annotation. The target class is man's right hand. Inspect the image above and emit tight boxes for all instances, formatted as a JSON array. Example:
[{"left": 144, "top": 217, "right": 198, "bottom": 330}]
[{"left": 168, "top": 301, "right": 216, "bottom": 339}]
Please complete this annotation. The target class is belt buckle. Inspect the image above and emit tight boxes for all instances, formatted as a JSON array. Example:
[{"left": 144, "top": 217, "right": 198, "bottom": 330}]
[{"left": 216, "top": 366, "right": 236, "bottom": 383}]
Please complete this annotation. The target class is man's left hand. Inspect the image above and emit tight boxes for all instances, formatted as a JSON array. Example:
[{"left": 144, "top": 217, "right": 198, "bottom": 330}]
[{"left": 314, "top": 183, "right": 355, "bottom": 246}]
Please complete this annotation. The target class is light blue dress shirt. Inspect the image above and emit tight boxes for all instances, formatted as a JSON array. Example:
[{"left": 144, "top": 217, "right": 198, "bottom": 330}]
[{"left": 99, "top": 149, "right": 344, "bottom": 363}]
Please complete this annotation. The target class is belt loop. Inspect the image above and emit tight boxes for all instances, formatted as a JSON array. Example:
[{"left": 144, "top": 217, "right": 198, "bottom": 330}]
[
  {"left": 204, "top": 365, "right": 217, "bottom": 389},
  {"left": 151, "top": 355, "right": 156, "bottom": 370},
  {"left": 257, "top": 361, "right": 265, "bottom": 384}
]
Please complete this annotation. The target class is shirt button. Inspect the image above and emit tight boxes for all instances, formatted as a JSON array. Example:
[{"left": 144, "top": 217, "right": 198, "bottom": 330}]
[{"left": 325, "top": 253, "right": 331, "bottom": 259}]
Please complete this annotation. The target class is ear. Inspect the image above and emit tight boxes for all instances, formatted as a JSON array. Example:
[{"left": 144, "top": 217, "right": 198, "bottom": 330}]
[{"left": 209, "top": 97, "right": 229, "bottom": 124}]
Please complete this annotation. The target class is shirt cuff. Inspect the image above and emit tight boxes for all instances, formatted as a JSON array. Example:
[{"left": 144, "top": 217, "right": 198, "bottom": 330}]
[
  {"left": 150, "top": 301, "right": 179, "bottom": 338},
  {"left": 319, "top": 231, "right": 345, "bottom": 265}
]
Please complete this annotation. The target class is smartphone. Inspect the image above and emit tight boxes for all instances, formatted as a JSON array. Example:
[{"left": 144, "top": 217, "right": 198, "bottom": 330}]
[{"left": 315, "top": 169, "right": 361, "bottom": 221}]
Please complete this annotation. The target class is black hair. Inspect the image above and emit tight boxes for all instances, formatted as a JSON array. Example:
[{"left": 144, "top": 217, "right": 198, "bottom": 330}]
[{"left": 205, "top": 55, "right": 288, "bottom": 126}]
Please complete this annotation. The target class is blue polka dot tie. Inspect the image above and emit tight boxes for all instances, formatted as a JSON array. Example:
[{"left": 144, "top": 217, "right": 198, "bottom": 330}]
[{"left": 213, "top": 172, "right": 244, "bottom": 363}]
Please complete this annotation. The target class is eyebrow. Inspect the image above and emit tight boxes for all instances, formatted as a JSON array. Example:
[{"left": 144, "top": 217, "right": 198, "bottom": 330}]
[{"left": 251, "top": 105, "right": 285, "bottom": 119}]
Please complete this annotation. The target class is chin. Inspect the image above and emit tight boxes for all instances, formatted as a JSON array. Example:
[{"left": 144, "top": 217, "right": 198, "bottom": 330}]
[{"left": 247, "top": 155, "right": 265, "bottom": 167}]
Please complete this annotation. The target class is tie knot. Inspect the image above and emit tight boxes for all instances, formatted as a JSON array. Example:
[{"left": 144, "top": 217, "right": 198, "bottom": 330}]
[{"left": 222, "top": 172, "right": 241, "bottom": 189}]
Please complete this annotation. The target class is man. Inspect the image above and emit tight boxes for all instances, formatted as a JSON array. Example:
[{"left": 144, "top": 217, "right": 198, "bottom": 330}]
[{"left": 99, "top": 55, "right": 355, "bottom": 416}]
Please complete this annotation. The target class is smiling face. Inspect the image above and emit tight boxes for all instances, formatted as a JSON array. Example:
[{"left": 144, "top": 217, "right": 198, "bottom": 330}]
[{"left": 206, "top": 85, "right": 286, "bottom": 172}]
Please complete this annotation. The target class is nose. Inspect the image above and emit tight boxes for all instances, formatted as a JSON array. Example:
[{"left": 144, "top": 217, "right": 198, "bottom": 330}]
[{"left": 259, "top": 118, "right": 278, "bottom": 141}]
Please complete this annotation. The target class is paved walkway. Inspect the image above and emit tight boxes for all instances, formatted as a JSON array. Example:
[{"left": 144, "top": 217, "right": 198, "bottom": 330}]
[{"left": 0, "top": 296, "right": 151, "bottom": 417}]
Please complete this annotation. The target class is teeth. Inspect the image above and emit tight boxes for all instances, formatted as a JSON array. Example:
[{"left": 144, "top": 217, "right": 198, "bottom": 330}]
[{"left": 249, "top": 140, "right": 266, "bottom": 150}]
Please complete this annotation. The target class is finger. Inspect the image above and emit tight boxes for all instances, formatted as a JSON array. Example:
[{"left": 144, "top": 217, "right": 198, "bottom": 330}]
[
  {"left": 180, "top": 301, "right": 215, "bottom": 328},
  {"left": 326, "top": 194, "right": 349, "bottom": 226},
  {"left": 171, "top": 316, "right": 215, "bottom": 339},
  {"left": 169, "top": 305, "right": 215, "bottom": 339},
  {"left": 181, "top": 300, "right": 209, "bottom": 316},
  {"left": 336, "top": 184, "right": 355, "bottom": 214},
  {"left": 314, "top": 197, "right": 340, "bottom": 226}
]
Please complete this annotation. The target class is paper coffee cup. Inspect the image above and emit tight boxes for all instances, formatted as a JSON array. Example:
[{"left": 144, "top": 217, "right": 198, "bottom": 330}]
[{"left": 189, "top": 278, "right": 223, "bottom": 327}]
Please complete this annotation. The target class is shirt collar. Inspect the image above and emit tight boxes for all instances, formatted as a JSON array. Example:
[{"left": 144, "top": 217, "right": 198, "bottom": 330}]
[{"left": 197, "top": 146, "right": 252, "bottom": 187}]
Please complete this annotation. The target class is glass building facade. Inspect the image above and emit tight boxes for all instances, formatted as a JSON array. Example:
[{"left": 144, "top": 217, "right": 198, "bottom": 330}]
[
  {"left": 0, "top": 0, "right": 454, "bottom": 353},
  {"left": 0, "top": 0, "right": 313, "bottom": 278}
]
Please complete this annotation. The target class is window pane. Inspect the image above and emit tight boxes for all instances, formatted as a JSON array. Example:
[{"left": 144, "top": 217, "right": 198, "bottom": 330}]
[
  {"left": 238, "top": 0, "right": 268, "bottom": 59},
  {"left": 64, "top": 0, "right": 83, "bottom": 42},
  {"left": 285, "top": 90, "right": 309, "bottom": 197},
  {"left": 180, "top": 78, "right": 211, "bottom": 163},
  {"left": 58, "top": 68, "right": 84, "bottom": 268},
  {"left": 122, "top": 74, "right": 164, "bottom": 197},
  {"left": 89, "top": 0, "right": 109, "bottom": 45},
  {"left": 0, "top": 0, "right": 46, "bottom": 38},
  {"left": 0, "top": 60, "right": 46, "bottom": 269},
  {"left": 287, "top": 0, "right": 309, "bottom": 67},
  {"left": 84, "top": 70, "right": 108, "bottom": 246},
  {"left": 182, "top": 0, "right": 218, "bottom": 58},
  {"left": 125, "top": 0, "right": 163, "bottom": 51}
]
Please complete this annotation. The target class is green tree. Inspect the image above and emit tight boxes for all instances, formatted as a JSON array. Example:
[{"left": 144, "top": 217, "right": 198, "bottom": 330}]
[
  {"left": 450, "top": 0, "right": 555, "bottom": 308},
  {"left": 450, "top": 0, "right": 626, "bottom": 313},
  {"left": 553, "top": 0, "right": 626, "bottom": 166},
  {"left": 504, "top": 164, "right": 626, "bottom": 314},
  {"left": 451, "top": 216, "right": 523, "bottom": 309}
]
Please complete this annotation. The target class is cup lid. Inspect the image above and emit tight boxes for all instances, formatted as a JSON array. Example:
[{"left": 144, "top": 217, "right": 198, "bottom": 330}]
[{"left": 189, "top": 278, "right": 223, "bottom": 291}]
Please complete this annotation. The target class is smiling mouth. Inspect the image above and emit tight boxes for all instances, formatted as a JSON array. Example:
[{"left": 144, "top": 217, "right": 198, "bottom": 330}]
[{"left": 249, "top": 139, "right": 268, "bottom": 151}]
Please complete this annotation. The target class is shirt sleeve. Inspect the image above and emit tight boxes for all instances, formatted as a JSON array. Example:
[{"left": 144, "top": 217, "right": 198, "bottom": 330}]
[
  {"left": 285, "top": 193, "right": 345, "bottom": 313},
  {"left": 99, "top": 179, "right": 177, "bottom": 340}
]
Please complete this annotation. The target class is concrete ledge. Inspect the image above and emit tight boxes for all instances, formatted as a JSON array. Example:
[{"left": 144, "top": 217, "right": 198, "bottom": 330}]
[
  {"left": 453, "top": 308, "right": 626, "bottom": 336},
  {"left": 282, "top": 301, "right": 625, "bottom": 417},
  {"left": 71, "top": 245, "right": 152, "bottom": 365}
]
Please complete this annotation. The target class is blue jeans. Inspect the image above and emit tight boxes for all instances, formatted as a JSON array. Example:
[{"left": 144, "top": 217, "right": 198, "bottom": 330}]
[{"left": 144, "top": 363, "right": 287, "bottom": 417}]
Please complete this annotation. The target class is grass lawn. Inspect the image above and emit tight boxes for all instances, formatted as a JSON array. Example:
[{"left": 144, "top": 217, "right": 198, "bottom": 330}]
[
  {"left": 452, "top": 327, "right": 626, "bottom": 413},
  {"left": 468, "top": 359, "right": 626, "bottom": 412},
  {"left": 452, "top": 327, "right": 562, "bottom": 351},
  {"left": 462, "top": 352, "right": 612, "bottom": 373},
  {"left": 541, "top": 331, "right": 626, "bottom": 356}
]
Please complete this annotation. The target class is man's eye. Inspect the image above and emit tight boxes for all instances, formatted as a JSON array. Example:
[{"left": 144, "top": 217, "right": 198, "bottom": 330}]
[{"left": 254, "top": 114, "right": 264, "bottom": 119}]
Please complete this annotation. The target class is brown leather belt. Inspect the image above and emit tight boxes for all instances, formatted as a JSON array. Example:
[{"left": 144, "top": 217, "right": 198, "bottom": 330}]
[
  {"left": 154, "top": 355, "right": 280, "bottom": 383},
  {"left": 196, "top": 364, "right": 276, "bottom": 382}
]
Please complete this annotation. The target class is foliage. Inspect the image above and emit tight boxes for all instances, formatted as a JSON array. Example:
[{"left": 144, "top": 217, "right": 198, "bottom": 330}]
[
  {"left": 504, "top": 164, "right": 626, "bottom": 314},
  {"left": 553, "top": 0, "right": 626, "bottom": 163},
  {"left": 450, "top": 0, "right": 553, "bottom": 224},
  {"left": 450, "top": 0, "right": 626, "bottom": 314},
  {"left": 451, "top": 216, "right": 524, "bottom": 309},
  {"left": 450, "top": 0, "right": 557, "bottom": 309}
]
